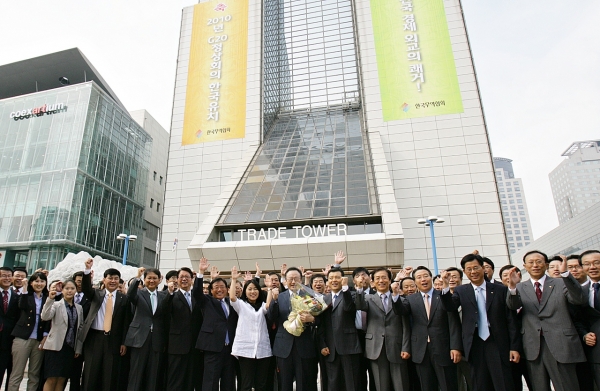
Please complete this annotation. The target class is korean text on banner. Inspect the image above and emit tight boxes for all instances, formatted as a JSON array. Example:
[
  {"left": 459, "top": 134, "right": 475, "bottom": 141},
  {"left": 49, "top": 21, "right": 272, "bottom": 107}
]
[
  {"left": 182, "top": 0, "right": 248, "bottom": 145},
  {"left": 371, "top": 0, "right": 463, "bottom": 120}
]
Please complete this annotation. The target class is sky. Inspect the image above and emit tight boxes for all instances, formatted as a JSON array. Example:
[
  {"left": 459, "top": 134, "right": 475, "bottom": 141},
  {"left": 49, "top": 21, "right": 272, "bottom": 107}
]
[{"left": 1, "top": 0, "right": 599, "bottom": 240}]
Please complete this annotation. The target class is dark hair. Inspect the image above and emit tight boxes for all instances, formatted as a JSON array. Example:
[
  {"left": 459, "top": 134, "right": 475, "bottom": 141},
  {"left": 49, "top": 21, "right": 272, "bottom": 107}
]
[
  {"left": 523, "top": 250, "right": 548, "bottom": 264},
  {"left": 327, "top": 268, "right": 344, "bottom": 278},
  {"left": 208, "top": 277, "right": 228, "bottom": 294},
  {"left": 285, "top": 267, "right": 303, "bottom": 279},
  {"left": 0, "top": 267, "right": 13, "bottom": 275},
  {"left": 352, "top": 267, "right": 370, "bottom": 279},
  {"left": 13, "top": 267, "right": 27, "bottom": 277},
  {"left": 104, "top": 268, "right": 121, "bottom": 278},
  {"left": 499, "top": 264, "right": 515, "bottom": 277},
  {"left": 62, "top": 279, "right": 77, "bottom": 291},
  {"left": 266, "top": 272, "right": 280, "bottom": 279},
  {"left": 412, "top": 266, "right": 432, "bottom": 278},
  {"left": 400, "top": 277, "right": 415, "bottom": 287},
  {"left": 445, "top": 267, "right": 463, "bottom": 279},
  {"left": 566, "top": 254, "right": 580, "bottom": 260},
  {"left": 240, "top": 280, "right": 266, "bottom": 310},
  {"left": 119, "top": 279, "right": 124, "bottom": 284},
  {"left": 460, "top": 253, "right": 484, "bottom": 269},
  {"left": 580, "top": 250, "right": 600, "bottom": 263},
  {"left": 72, "top": 271, "right": 84, "bottom": 280},
  {"left": 165, "top": 270, "right": 178, "bottom": 280},
  {"left": 482, "top": 257, "right": 495, "bottom": 270},
  {"left": 178, "top": 267, "right": 194, "bottom": 279},
  {"left": 27, "top": 272, "right": 48, "bottom": 295},
  {"left": 549, "top": 255, "right": 563, "bottom": 263},
  {"left": 144, "top": 268, "right": 162, "bottom": 279},
  {"left": 310, "top": 274, "right": 326, "bottom": 286},
  {"left": 372, "top": 267, "right": 392, "bottom": 280},
  {"left": 433, "top": 274, "right": 442, "bottom": 281}
]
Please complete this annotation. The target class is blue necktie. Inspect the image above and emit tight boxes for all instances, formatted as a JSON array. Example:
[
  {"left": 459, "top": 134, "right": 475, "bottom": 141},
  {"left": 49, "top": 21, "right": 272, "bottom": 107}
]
[
  {"left": 184, "top": 292, "right": 192, "bottom": 309},
  {"left": 332, "top": 294, "right": 338, "bottom": 307},
  {"left": 593, "top": 283, "right": 600, "bottom": 311},
  {"left": 221, "top": 299, "right": 230, "bottom": 345},
  {"left": 476, "top": 287, "right": 490, "bottom": 340}
]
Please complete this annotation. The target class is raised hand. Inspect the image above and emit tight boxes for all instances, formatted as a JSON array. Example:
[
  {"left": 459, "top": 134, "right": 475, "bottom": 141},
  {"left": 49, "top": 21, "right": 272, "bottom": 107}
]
[
  {"left": 391, "top": 281, "right": 401, "bottom": 295},
  {"left": 334, "top": 250, "right": 346, "bottom": 265},
  {"left": 137, "top": 267, "right": 145, "bottom": 279},
  {"left": 342, "top": 276, "right": 348, "bottom": 286},
  {"left": 231, "top": 266, "right": 241, "bottom": 280},
  {"left": 199, "top": 257, "right": 210, "bottom": 274},
  {"left": 280, "top": 263, "right": 288, "bottom": 277},
  {"left": 394, "top": 269, "right": 407, "bottom": 282},
  {"left": 271, "top": 287, "right": 279, "bottom": 300},
  {"left": 84, "top": 258, "right": 93, "bottom": 270},
  {"left": 440, "top": 270, "right": 450, "bottom": 289},
  {"left": 299, "top": 266, "right": 305, "bottom": 275},
  {"left": 304, "top": 270, "right": 313, "bottom": 285},
  {"left": 404, "top": 266, "right": 414, "bottom": 276},
  {"left": 243, "top": 271, "right": 253, "bottom": 282},
  {"left": 210, "top": 266, "right": 220, "bottom": 280},
  {"left": 255, "top": 262, "right": 262, "bottom": 276},
  {"left": 167, "top": 280, "right": 176, "bottom": 293},
  {"left": 508, "top": 267, "right": 521, "bottom": 289},
  {"left": 322, "top": 264, "right": 332, "bottom": 275},
  {"left": 49, "top": 284, "right": 57, "bottom": 299}
]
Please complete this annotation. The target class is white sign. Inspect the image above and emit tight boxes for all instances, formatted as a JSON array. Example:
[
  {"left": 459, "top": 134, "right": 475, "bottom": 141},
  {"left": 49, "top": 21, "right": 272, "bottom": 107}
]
[
  {"left": 10, "top": 103, "right": 66, "bottom": 120},
  {"left": 238, "top": 223, "right": 348, "bottom": 241}
]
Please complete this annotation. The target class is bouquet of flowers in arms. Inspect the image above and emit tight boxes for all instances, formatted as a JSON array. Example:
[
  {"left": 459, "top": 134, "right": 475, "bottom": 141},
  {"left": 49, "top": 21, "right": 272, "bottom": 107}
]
[{"left": 284, "top": 287, "right": 328, "bottom": 336}]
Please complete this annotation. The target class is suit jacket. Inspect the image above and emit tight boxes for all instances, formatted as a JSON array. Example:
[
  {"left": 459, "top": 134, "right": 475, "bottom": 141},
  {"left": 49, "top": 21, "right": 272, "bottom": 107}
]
[
  {"left": 164, "top": 288, "right": 202, "bottom": 355},
  {"left": 11, "top": 293, "right": 50, "bottom": 341},
  {"left": 76, "top": 292, "right": 92, "bottom": 319},
  {"left": 574, "top": 282, "right": 600, "bottom": 363},
  {"left": 506, "top": 274, "right": 586, "bottom": 363},
  {"left": 394, "top": 289, "right": 462, "bottom": 365},
  {"left": 0, "top": 288, "right": 19, "bottom": 351},
  {"left": 124, "top": 280, "right": 168, "bottom": 352},
  {"left": 355, "top": 290, "right": 410, "bottom": 363},
  {"left": 317, "top": 289, "right": 362, "bottom": 362},
  {"left": 75, "top": 272, "right": 130, "bottom": 355},
  {"left": 441, "top": 282, "right": 519, "bottom": 362},
  {"left": 40, "top": 298, "right": 83, "bottom": 351},
  {"left": 268, "top": 288, "right": 317, "bottom": 359},
  {"left": 193, "top": 277, "right": 238, "bottom": 353}
]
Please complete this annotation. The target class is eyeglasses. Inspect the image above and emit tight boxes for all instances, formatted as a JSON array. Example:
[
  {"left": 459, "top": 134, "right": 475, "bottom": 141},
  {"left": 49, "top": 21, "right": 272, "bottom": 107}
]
[
  {"left": 464, "top": 266, "right": 482, "bottom": 273},
  {"left": 179, "top": 276, "right": 192, "bottom": 280},
  {"left": 583, "top": 261, "right": 600, "bottom": 268},
  {"left": 0, "top": 274, "right": 13, "bottom": 279},
  {"left": 567, "top": 265, "right": 582, "bottom": 270},
  {"left": 286, "top": 277, "right": 301, "bottom": 282}
]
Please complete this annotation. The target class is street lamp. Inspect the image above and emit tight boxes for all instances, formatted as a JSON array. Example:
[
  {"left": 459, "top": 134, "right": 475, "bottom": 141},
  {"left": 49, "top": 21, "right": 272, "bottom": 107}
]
[
  {"left": 417, "top": 216, "right": 445, "bottom": 276},
  {"left": 116, "top": 233, "right": 137, "bottom": 265}
]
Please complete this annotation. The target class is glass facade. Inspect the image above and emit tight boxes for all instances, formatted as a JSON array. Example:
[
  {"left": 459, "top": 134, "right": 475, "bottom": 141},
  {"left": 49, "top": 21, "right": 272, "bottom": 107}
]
[
  {"left": 0, "top": 83, "right": 151, "bottom": 271},
  {"left": 219, "top": 0, "right": 378, "bottom": 228}
]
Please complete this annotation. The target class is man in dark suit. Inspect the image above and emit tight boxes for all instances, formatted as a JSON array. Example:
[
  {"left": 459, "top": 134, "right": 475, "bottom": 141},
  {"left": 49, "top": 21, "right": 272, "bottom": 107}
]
[
  {"left": 0, "top": 267, "right": 20, "bottom": 387},
  {"left": 441, "top": 254, "right": 520, "bottom": 391},
  {"left": 318, "top": 265, "right": 362, "bottom": 391},
  {"left": 194, "top": 258, "right": 238, "bottom": 391},
  {"left": 507, "top": 250, "right": 586, "bottom": 391},
  {"left": 577, "top": 249, "right": 600, "bottom": 389},
  {"left": 125, "top": 267, "right": 169, "bottom": 391},
  {"left": 393, "top": 266, "right": 462, "bottom": 391},
  {"left": 351, "top": 266, "right": 376, "bottom": 391},
  {"left": 163, "top": 267, "right": 203, "bottom": 391},
  {"left": 268, "top": 266, "right": 318, "bottom": 391},
  {"left": 76, "top": 258, "right": 130, "bottom": 391},
  {"left": 69, "top": 271, "right": 91, "bottom": 391},
  {"left": 355, "top": 267, "right": 411, "bottom": 391}
]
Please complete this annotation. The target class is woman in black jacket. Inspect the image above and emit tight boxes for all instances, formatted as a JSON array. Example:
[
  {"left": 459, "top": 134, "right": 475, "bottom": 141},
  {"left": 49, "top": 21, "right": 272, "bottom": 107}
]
[{"left": 7, "top": 272, "right": 49, "bottom": 391}]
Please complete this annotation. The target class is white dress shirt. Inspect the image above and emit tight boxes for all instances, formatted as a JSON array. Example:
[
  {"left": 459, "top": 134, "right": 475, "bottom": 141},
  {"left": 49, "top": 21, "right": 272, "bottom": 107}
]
[
  {"left": 91, "top": 290, "right": 117, "bottom": 331},
  {"left": 230, "top": 300, "right": 272, "bottom": 359}
]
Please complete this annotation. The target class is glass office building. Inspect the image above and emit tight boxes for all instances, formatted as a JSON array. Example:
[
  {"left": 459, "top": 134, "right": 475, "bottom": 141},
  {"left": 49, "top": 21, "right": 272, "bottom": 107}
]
[
  {"left": 0, "top": 52, "right": 152, "bottom": 271},
  {"left": 161, "top": 0, "right": 509, "bottom": 274}
]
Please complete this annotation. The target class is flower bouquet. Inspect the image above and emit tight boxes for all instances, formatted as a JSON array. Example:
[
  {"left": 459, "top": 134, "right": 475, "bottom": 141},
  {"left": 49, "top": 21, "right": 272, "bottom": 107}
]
[{"left": 283, "top": 289, "right": 328, "bottom": 336}]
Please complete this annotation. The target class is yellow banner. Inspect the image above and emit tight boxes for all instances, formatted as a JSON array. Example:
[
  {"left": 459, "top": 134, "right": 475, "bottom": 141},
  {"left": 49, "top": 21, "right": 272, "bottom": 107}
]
[{"left": 182, "top": 0, "right": 248, "bottom": 145}]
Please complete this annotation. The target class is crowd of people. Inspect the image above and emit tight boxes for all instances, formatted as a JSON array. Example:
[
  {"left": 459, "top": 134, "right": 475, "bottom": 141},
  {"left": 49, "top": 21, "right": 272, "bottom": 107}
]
[{"left": 0, "top": 248, "right": 599, "bottom": 391}]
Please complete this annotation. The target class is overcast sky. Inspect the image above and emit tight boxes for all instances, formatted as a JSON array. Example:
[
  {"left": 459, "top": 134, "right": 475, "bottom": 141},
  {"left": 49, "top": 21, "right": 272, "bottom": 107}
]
[{"left": 1, "top": 0, "right": 599, "bottom": 240}]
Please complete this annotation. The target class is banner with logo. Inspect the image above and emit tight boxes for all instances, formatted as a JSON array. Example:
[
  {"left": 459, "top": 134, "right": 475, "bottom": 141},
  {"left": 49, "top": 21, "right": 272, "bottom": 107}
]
[
  {"left": 371, "top": 0, "right": 463, "bottom": 120},
  {"left": 182, "top": 0, "right": 248, "bottom": 145}
]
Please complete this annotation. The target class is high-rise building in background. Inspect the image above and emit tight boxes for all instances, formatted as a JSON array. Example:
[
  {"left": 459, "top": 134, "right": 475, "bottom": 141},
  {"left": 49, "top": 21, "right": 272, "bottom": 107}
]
[
  {"left": 0, "top": 49, "right": 164, "bottom": 271},
  {"left": 161, "top": 0, "right": 509, "bottom": 273},
  {"left": 550, "top": 140, "right": 600, "bottom": 224},
  {"left": 493, "top": 157, "right": 533, "bottom": 254}
]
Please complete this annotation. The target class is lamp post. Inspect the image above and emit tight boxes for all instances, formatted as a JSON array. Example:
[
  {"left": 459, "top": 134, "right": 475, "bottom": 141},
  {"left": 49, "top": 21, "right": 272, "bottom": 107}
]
[
  {"left": 117, "top": 233, "right": 137, "bottom": 265},
  {"left": 417, "top": 216, "right": 445, "bottom": 276}
]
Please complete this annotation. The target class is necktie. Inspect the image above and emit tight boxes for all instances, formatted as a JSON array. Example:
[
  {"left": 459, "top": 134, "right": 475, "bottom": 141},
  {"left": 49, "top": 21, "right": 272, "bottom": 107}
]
[
  {"left": 423, "top": 293, "right": 431, "bottom": 319},
  {"left": 534, "top": 282, "right": 542, "bottom": 304},
  {"left": 104, "top": 293, "right": 113, "bottom": 333},
  {"left": 184, "top": 291, "right": 192, "bottom": 309},
  {"left": 150, "top": 292, "right": 156, "bottom": 314},
  {"left": 593, "top": 283, "right": 600, "bottom": 311},
  {"left": 75, "top": 293, "right": 81, "bottom": 304},
  {"left": 2, "top": 290, "right": 8, "bottom": 313},
  {"left": 381, "top": 294, "right": 388, "bottom": 312},
  {"left": 221, "top": 299, "right": 230, "bottom": 345},
  {"left": 361, "top": 311, "right": 367, "bottom": 331},
  {"left": 332, "top": 294, "right": 338, "bottom": 307},
  {"left": 476, "top": 287, "right": 490, "bottom": 340}
]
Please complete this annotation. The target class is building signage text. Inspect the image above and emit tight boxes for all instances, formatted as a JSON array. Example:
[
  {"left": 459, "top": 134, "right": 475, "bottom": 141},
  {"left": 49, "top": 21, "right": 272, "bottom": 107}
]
[
  {"left": 10, "top": 103, "right": 66, "bottom": 120},
  {"left": 238, "top": 223, "right": 348, "bottom": 241}
]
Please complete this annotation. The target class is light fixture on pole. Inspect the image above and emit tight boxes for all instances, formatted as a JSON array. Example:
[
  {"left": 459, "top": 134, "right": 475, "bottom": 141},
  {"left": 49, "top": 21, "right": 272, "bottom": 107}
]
[
  {"left": 116, "top": 233, "right": 137, "bottom": 265},
  {"left": 417, "top": 216, "right": 445, "bottom": 276}
]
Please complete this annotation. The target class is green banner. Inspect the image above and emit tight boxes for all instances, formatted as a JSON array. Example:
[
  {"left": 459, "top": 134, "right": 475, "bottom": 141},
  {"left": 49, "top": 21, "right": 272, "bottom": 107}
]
[{"left": 371, "top": 0, "right": 463, "bottom": 120}]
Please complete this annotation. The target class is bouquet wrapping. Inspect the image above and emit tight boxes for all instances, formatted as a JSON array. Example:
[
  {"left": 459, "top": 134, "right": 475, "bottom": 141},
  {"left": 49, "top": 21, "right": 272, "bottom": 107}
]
[{"left": 283, "top": 289, "right": 328, "bottom": 337}]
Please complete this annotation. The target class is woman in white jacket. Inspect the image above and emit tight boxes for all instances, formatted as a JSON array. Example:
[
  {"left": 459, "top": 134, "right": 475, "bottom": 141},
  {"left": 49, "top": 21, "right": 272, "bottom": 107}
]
[
  {"left": 229, "top": 266, "right": 273, "bottom": 391},
  {"left": 40, "top": 280, "right": 83, "bottom": 391}
]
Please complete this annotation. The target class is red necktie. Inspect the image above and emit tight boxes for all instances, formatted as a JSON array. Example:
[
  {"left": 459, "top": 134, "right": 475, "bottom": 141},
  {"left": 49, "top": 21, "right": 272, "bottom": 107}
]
[
  {"left": 534, "top": 282, "right": 542, "bottom": 303},
  {"left": 0, "top": 291, "right": 7, "bottom": 332}
]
